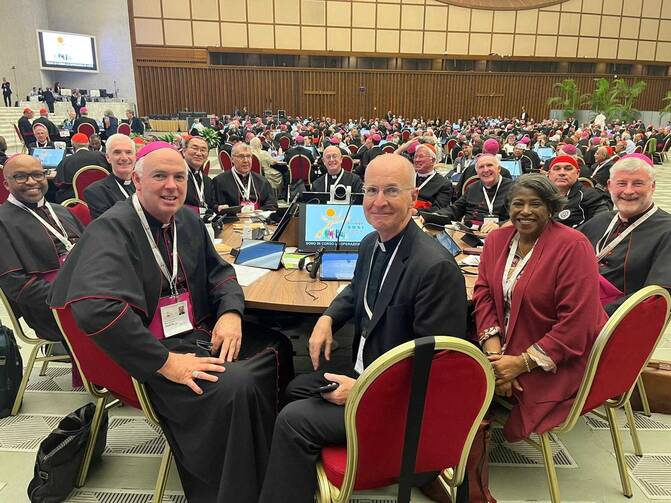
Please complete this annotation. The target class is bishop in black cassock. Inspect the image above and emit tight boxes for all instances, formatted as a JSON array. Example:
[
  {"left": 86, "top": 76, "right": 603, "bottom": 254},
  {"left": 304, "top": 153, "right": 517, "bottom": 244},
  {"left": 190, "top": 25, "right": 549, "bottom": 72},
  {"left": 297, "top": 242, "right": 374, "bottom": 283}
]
[
  {"left": 49, "top": 144, "right": 293, "bottom": 503},
  {"left": 412, "top": 144, "right": 453, "bottom": 211},
  {"left": 310, "top": 145, "right": 363, "bottom": 197},
  {"left": 183, "top": 136, "right": 217, "bottom": 212}
]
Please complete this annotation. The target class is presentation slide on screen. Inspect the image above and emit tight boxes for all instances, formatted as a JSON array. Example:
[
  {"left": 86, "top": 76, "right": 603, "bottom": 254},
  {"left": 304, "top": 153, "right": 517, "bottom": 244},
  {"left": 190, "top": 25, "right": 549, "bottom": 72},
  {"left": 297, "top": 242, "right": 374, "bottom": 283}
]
[
  {"left": 304, "top": 204, "right": 374, "bottom": 247},
  {"left": 39, "top": 31, "right": 97, "bottom": 71}
]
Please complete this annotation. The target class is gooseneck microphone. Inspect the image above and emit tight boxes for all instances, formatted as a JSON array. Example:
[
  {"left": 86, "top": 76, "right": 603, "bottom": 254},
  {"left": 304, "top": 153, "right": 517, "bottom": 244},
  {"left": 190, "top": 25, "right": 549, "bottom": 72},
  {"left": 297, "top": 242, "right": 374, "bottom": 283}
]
[{"left": 335, "top": 201, "right": 353, "bottom": 251}]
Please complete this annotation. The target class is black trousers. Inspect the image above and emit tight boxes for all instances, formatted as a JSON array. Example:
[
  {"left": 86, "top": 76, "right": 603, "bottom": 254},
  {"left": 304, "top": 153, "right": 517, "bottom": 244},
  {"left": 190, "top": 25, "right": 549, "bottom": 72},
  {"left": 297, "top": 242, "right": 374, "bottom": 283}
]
[
  {"left": 259, "top": 367, "right": 467, "bottom": 503},
  {"left": 3, "top": 94, "right": 11, "bottom": 106},
  {"left": 46, "top": 101, "right": 54, "bottom": 113}
]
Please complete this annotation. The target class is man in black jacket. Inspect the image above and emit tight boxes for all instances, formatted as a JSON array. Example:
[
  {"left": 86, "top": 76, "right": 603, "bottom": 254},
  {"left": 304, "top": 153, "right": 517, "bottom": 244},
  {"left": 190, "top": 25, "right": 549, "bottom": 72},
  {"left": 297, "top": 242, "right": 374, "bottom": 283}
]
[
  {"left": 33, "top": 108, "right": 61, "bottom": 142},
  {"left": 355, "top": 133, "right": 382, "bottom": 179},
  {"left": 55, "top": 133, "right": 111, "bottom": 202},
  {"left": 310, "top": 145, "right": 363, "bottom": 196},
  {"left": 413, "top": 144, "right": 452, "bottom": 211},
  {"left": 18, "top": 108, "right": 35, "bottom": 145},
  {"left": 259, "top": 154, "right": 468, "bottom": 503}
]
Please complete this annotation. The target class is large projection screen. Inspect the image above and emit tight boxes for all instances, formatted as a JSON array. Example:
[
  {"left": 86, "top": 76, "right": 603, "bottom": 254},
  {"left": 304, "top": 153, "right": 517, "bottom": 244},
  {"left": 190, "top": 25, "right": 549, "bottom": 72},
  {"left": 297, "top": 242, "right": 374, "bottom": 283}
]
[{"left": 37, "top": 30, "right": 98, "bottom": 72}]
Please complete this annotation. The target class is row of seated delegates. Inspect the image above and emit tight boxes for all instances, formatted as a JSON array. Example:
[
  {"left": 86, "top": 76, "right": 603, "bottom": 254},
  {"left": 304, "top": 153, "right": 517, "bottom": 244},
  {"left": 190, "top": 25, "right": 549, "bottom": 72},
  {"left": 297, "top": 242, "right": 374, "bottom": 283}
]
[
  {"left": 54, "top": 133, "right": 111, "bottom": 202},
  {"left": 580, "top": 155, "right": 671, "bottom": 315},
  {"left": 473, "top": 173, "right": 608, "bottom": 442},
  {"left": 73, "top": 107, "right": 100, "bottom": 134},
  {"left": 0, "top": 136, "right": 7, "bottom": 165},
  {"left": 0, "top": 154, "right": 83, "bottom": 349},
  {"left": 48, "top": 142, "right": 294, "bottom": 503},
  {"left": 258, "top": 154, "right": 468, "bottom": 503},
  {"left": 354, "top": 133, "right": 384, "bottom": 179},
  {"left": 84, "top": 134, "right": 137, "bottom": 219}
]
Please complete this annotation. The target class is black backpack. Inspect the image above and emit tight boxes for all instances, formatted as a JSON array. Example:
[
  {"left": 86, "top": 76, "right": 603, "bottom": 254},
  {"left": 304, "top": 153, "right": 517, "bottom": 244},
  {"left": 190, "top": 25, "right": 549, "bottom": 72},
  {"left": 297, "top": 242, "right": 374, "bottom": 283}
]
[{"left": 0, "top": 324, "right": 23, "bottom": 418}]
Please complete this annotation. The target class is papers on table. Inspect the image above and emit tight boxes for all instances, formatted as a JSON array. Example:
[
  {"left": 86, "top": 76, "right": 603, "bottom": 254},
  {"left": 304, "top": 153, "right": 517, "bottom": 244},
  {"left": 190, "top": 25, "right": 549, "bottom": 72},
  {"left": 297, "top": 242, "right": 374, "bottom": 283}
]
[
  {"left": 232, "top": 264, "right": 270, "bottom": 286},
  {"left": 460, "top": 255, "right": 481, "bottom": 267}
]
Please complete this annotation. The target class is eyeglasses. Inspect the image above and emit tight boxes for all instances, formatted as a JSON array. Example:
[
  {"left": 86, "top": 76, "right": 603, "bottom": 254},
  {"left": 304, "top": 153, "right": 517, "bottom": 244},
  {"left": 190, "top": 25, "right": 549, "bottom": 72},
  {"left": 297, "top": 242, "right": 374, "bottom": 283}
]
[
  {"left": 323, "top": 154, "right": 341, "bottom": 160},
  {"left": 362, "top": 185, "right": 412, "bottom": 199},
  {"left": 10, "top": 171, "right": 46, "bottom": 183},
  {"left": 233, "top": 154, "right": 252, "bottom": 159}
]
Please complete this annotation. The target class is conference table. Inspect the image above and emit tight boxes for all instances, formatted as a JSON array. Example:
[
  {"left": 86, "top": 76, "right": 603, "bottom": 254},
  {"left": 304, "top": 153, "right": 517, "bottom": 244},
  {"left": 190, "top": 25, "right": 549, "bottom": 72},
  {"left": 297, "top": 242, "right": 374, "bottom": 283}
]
[{"left": 217, "top": 216, "right": 478, "bottom": 314}]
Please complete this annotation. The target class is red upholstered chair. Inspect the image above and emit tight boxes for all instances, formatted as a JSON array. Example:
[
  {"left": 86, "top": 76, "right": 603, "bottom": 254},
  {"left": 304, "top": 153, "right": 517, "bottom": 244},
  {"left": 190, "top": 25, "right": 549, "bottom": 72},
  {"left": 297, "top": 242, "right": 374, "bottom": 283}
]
[
  {"left": 348, "top": 144, "right": 358, "bottom": 155},
  {"left": 72, "top": 165, "right": 109, "bottom": 202},
  {"left": 0, "top": 288, "right": 70, "bottom": 416},
  {"left": 316, "top": 336, "right": 494, "bottom": 503},
  {"left": 202, "top": 159, "right": 211, "bottom": 177},
  {"left": 117, "top": 123, "right": 131, "bottom": 136},
  {"left": 61, "top": 198, "right": 92, "bottom": 227},
  {"left": 279, "top": 136, "right": 290, "bottom": 151},
  {"left": 341, "top": 156, "right": 353, "bottom": 173},
  {"left": 13, "top": 124, "right": 28, "bottom": 153},
  {"left": 381, "top": 144, "right": 395, "bottom": 154},
  {"left": 633, "top": 145, "right": 643, "bottom": 154},
  {"left": 288, "top": 154, "right": 312, "bottom": 186},
  {"left": 251, "top": 154, "right": 261, "bottom": 174},
  {"left": 356, "top": 144, "right": 366, "bottom": 155},
  {"left": 446, "top": 139, "right": 457, "bottom": 153},
  {"left": 77, "top": 123, "right": 96, "bottom": 139},
  {"left": 460, "top": 175, "right": 479, "bottom": 196},
  {"left": 218, "top": 150, "right": 232, "bottom": 171},
  {"left": 52, "top": 305, "right": 172, "bottom": 496},
  {"left": 0, "top": 167, "right": 9, "bottom": 203},
  {"left": 503, "top": 286, "right": 671, "bottom": 503},
  {"left": 401, "top": 130, "right": 411, "bottom": 142}
]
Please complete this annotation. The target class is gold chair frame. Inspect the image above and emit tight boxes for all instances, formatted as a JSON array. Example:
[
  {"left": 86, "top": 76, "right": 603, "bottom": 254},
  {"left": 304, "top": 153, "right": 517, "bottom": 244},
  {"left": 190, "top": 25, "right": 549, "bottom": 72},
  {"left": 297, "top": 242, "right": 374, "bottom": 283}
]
[
  {"left": 315, "top": 336, "right": 495, "bottom": 503},
  {"left": 52, "top": 310, "right": 173, "bottom": 502},
  {"left": 72, "top": 165, "right": 110, "bottom": 201},
  {"left": 496, "top": 286, "right": 671, "bottom": 503},
  {"left": 0, "top": 288, "right": 70, "bottom": 416}
]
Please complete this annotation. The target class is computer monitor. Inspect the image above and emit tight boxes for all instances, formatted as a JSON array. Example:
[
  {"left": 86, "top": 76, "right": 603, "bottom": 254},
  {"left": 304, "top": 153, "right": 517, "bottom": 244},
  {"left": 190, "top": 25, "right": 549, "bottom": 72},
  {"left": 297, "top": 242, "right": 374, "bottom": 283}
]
[
  {"left": 89, "top": 89, "right": 100, "bottom": 97},
  {"left": 535, "top": 147, "right": 555, "bottom": 161},
  {"left": 32, "top": 148, "right": 65, "bottom": 168},
  {"left": 320, "top": 251, "right": 358, "bottom": 281},
  {"left": 500, "top": 160, "right": 523, "bottom": 179},
  {"left": 60, "top": 88, "right": 72, "bottom": 96},
  {"left": 99, "top": 88, "right": 107, "bottom": 97},
  {"left": 298, "top": 203, "right": 374, "bottom": 252},
  {"left": 299, "top": 191, "right": 364, "bottom": 205},
  {"left": 80, "top": 89, "right": 88, "bottom": 96}
]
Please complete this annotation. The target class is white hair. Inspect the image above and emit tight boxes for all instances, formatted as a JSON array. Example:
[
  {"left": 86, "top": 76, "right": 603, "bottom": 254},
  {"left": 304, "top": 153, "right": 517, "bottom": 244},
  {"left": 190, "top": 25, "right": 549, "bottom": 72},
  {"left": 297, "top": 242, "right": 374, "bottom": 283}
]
[
  {"left": 106, "top": 133, "right": 135, "bottom": 154},
  {"left": 415, "top": 144, "right": 436, "bottom": 159},
  {"left": 610, "top": 156, "right": 655, "bottom": 181}
]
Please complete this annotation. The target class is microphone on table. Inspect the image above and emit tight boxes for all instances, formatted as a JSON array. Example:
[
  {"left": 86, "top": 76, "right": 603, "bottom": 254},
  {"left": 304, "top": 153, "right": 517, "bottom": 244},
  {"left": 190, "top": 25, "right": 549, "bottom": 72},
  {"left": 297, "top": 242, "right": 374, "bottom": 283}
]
[{"left": 335, "top": 201, "right": 353, "bottom": 252}]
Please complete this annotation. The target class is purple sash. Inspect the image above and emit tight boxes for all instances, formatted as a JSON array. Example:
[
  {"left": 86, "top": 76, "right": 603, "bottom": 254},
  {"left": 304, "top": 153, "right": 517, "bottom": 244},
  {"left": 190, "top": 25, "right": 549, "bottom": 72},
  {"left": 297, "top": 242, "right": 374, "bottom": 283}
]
[{"left": 599, "top": 274, "right": 624, "bottom": 306}]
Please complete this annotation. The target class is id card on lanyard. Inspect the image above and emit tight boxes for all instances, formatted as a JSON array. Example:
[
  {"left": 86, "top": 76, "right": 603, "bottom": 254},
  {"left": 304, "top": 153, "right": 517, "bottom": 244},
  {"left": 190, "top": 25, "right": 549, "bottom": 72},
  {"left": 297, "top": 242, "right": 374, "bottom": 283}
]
[
  {"left": 188, "top": 169, "right": 207, "bottom": 215},
  {"left": 232, "top": 170, "right": 259, "bottom": 211},
  {"left": 8, "top": 195, "right": 75, "bottom": 253},
  {"left": 132, "top": 194, "right": 194, "bottom": 339},
  {"left": 482, "top": 177, "right": 502, "bottom": 226}
]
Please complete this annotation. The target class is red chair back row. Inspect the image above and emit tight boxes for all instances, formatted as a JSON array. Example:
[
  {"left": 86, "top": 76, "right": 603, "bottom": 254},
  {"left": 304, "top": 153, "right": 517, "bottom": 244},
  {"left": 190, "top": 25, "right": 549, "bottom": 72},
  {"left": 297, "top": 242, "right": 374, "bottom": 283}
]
[
  {"left": 62, "top": 198, "right": 92, "bottom": 227},
  {"left": 0, "top": 168, "right": 9, "bottom": 203},
  {"left": 341, "top": 155, "right": 353, "bottom": 172},
  {"left": 348, "top": 144, "right": 358, "bottom": 155},
  {"left": 77, "top": 123, "right": 96, "bottom": 139},
  {"left": 73, "top": 166, "right": 109, "bottom": 202},
  {"left": 382, "top": 144, "right": 395, "bottom": 154},
  {"left": 218, "top": 150, "right": 232, "bottom": 171},
  {"left": 289, "top": 155, "right": 311, "bottom": 184},
  {"left": 279, "top": 136, "right": 290, "bottom": 151},
  {"left": 251, "top": 154, "right": 261, "bottom": 174},
  {"left": 117, "top": 123, "right": 131, "bottom": 136}
]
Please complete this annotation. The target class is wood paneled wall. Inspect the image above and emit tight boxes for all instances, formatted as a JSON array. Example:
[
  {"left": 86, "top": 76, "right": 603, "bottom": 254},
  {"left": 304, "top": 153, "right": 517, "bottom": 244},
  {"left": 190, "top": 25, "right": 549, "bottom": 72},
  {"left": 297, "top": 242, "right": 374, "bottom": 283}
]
[{"left": 135, "top": 64, "right": 670, "bottom": 121}]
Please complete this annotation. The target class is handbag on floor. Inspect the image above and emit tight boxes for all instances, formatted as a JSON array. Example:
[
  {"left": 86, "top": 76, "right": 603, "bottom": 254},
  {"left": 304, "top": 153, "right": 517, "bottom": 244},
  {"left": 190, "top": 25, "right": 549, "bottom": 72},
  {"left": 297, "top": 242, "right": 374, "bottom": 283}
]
[
  {"left": 0, "top": 324, "right": 23, "bottom": 418},
  {"left": 467, "top": 419, "right": 497, "bottom": 503},
  {"left": 27, "top": 402, "right": 109, "bottom": 503}
]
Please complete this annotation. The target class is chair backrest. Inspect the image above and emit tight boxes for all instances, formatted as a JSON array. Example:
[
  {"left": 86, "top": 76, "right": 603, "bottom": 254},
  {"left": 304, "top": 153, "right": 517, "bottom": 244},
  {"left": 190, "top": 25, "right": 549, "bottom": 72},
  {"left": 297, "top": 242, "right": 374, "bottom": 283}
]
[
  {"left": 0, "top": 168, "right": 9, "bottom": 204},
  {"left": 557, "top": 286, "right": 670, "bottom": 432},
  {"left": 643, "top": 138, "right": 656, "bottom": 157},
  {"left": 382, "top": 144, "right": 395, "bottom": 154},
  {"left": 202, "top": 159, "right": 210, "bottom": 177},
  {"left": 446, "top": 139, "right": 457, "bottom": 152},
  {"left": 0, "top": 287, "right": 38, "bottom": 344},
  {"left": 13, "top": 124, "right": 27, "bottom": 146},
  {"left": 117, "top": 123, "right": 131, "bottom": 136},
  {"left": 633, "top": 145, "right": 643, "bottom": 154},
  {"left": 357, "top": 144, "right": 366, "bottom": 154},
  {"left": 77, "top": 123, "right": 96, "bottom": 139},
  {"left": 579, "top": 177, "right": 594, "bottom": 188},
  {"left": 279, "top": 136, "right": 290, "bottom": 151},
  {"left": 218, "top": 149, "right": 232, "bottom": 171},
  {"left": 53, "top": 305, "right": 141, "bottom": 408},
  {"left": 61, "top": 198, "right": 92, "bottom": 227},
  {"left": 401, "top": 130, "right": 411, "bottom": 142},
  {"left": 289, "top": 154, "right": 311, "bottom": 183},
  {"left": 251, "top": 153, "right": 261, "bottom": 174},
  {"left": 73, "top": 165, "right": 109, "bottom": 201},
  {"left": 348, "top": 144, "right": 358, "bottom": 155},
  {"left": 341, "top": 155, "right": 353, "bottom": 172},
  {"left": 461, "top": 175, "right": 479, "bottom": 196},
  {"left": 333, "top": 337, "right": 493, "bottom": 495}
]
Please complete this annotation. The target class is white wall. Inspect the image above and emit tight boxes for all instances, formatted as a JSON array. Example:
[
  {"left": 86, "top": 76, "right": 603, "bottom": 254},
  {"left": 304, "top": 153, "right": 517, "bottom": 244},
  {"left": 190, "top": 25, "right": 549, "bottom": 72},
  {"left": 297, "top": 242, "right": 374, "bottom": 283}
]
[
  {"left": 0, "top": 0, "right": 49, "bottom": 102},
  {"left": 0, "top": 0, "right": 136, "bottom": 105}
]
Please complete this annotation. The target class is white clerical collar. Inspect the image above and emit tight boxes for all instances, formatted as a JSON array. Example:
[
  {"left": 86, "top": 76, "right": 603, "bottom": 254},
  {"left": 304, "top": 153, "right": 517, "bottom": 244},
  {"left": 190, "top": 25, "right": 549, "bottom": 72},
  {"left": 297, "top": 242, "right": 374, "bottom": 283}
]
[
  {"left": 8, "top": 194, "right": 46, "bottom": 208},
  {"left": 233, "top": 167, "right": 249, "bottom": 178},
  {"left": 417, "top": 170, "right": 435, "bottom": 178},
  {"left": 329, "top": 169, "right": 343, "bottom": 179}
]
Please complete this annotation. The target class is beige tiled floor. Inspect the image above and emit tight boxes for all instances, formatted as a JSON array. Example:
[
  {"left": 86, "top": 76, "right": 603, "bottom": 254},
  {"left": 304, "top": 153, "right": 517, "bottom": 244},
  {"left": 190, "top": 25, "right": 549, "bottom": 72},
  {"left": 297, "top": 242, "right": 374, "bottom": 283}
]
[{"left": 1, "top": 160, "right": 670, "bottom": 502}]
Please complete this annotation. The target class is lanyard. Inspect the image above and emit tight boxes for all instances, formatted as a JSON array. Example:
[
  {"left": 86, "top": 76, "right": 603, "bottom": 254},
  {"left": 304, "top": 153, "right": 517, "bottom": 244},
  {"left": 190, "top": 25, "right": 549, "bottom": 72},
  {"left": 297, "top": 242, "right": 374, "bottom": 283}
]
[
  {"left": 326, "top": 169, "right": 345, "bottom": 191},
  {"left": 115, "top": 179, "right": 130, "bottom": 198},
  {"left": 482, "top": 177, "right": 502, "bottom": 215},
  {"left": 592, "top": 156, "right": 618, "bottom": 177},
  {"left": 417, "top": 171, "right": 437, "bottom": 191},
  {"left": 188, "top": 169, "right": 205, "bottom": 206},
  {"left": 595, "top": 204, "right": 657, "bottom": 261},
  {"left": 8, "top": 195, "right": 74, "bottom": 252},
  {"left": 502, "top": 233, "right": 535, "bottom": 303},
  {"left": 232, "top": 169, "right": 256, "bottom": 201},
  {"left": 363, "top": 237, "right": 403, "bottom": 320},
  {"left": 132, "top": 194, "right": 179, "bottom": 297}
]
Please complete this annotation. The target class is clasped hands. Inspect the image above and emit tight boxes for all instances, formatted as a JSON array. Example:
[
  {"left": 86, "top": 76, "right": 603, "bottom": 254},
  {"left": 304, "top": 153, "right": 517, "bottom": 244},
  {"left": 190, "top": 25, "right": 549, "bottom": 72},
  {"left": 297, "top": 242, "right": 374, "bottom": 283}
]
[
  {"left": 157, "top": 312, "right": 242, "bottom": 394},
  {"left": 488, "top": 354, "right": 525, "bottom": 397}
]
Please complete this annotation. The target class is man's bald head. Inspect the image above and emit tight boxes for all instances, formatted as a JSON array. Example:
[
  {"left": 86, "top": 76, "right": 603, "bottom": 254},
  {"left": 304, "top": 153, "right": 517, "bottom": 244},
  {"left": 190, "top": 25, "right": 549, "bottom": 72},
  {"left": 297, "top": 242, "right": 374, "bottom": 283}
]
[{"left": 3, "top": 154, "right": 47, "bottom": 204}]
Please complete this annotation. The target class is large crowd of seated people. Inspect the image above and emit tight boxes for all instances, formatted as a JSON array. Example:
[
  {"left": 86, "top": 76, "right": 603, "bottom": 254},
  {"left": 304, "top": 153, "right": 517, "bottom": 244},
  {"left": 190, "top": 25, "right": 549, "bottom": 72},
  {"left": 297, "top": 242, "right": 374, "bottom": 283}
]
[{"left": 0, "top": 107, "right": 670, "bottom": 503}]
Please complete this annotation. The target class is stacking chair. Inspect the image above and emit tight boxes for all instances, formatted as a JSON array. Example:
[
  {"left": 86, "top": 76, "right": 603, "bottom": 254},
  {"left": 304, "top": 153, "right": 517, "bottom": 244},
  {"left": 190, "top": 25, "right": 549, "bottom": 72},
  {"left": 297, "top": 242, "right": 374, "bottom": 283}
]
[
  {"left": 13, "top": 124, "right": 28, "bottom": 154},
  {"left": 202, "top": 159, "right": 211, "bottom": 177},
  {"left": 72, "top": 165, "right": 109, "bottom": 202},
  {"left": 218, "top": 150, "right": 232, "bottom": 171},
  {"left": 382, "top": 144, "right": 396, "bottom": 154},
  {"left": 251, "top": 154, "right": 261, "bottom": 174},
  {"left": 501, "top": 286, "right": 670, "bottom": 503},
  {"left": 61, "top": 198, "right": 92, "bottom": 227},
  {"left": 53, "top": 305, "right": 172, "bottom": 501},
  {"left": 116, "top": 123, "right": 131, "bottom": 136},
  {"left": 401, "top": 130, "right": 411, "bottom": 142},
  {"left": 288, "top": 154, "right": 312, "bottom": 187},
  {"left": 460, "top": 175, "right": 479, "bottom": 196},
  {"left": 347, "top": 144, "right": 358, "bottom": 155},
  {"left": 578, "top": 177, "right": 594, "bottom": 188},
  {"left": 0, "top": 167, "right": 9, "bottom": 203},
  {"left": 316, "top": 336, "right": 494, "bottom": 503},
  {"left": 279, "top": 136, "right": 290, "bottom": 151},
  {"left": 77, "top": 123, "right": 96, "bottom": 139},
  {"left": 643, "top": 138, "right": 657, "bottom": 163},
  {"left": 0, "top": 288, "right": 70, "bottom": 416},
  {"left": 341, "top": 155, "right": 353, "bottom": 172}
]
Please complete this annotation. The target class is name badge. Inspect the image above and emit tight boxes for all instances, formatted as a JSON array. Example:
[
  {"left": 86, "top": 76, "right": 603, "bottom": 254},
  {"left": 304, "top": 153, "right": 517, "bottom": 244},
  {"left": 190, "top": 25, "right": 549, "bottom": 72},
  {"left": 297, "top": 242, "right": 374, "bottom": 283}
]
[
  {"left": 161, "top": 299, "right": 193, "bottom": 338},
  {"left": 198, "top": 206, "right": 208, "bottom": 216},
  {"left": 483, "top": 215, "right": 498, "bottom": 227},
  {"left": 241, "top": 201, "right": 258, "bottom": 213}
]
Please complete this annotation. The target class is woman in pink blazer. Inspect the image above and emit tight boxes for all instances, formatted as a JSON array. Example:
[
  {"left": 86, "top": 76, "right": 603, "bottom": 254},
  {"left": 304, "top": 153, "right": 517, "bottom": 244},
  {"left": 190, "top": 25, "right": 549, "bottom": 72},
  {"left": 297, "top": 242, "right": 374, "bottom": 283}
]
[{"left": 473, "top": 174, "right": 607, "bottom": 442}]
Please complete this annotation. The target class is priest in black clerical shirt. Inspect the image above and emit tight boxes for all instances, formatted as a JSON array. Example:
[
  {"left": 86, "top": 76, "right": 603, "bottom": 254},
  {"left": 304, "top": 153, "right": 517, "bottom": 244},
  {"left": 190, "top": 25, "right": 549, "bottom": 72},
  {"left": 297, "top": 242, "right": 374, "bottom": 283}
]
[
  {"left": 412, "top": 144, "right": 453, "bottom": 211},
  {"left": 259, "top": 154, "right": 468, "bottom": 503},
  {"left": 310, "top": 145, "right": 363, "bottom": 196},
  {"left": 0, "top": 154, "right": 83, "bottom": 344},
  {"left": 183, "top": 136, "right": 217, "bottom": 213},
  {"left": 212, "top": 142, "right": 277, "bottom": 211},
  {"left": 26, "top": 123, "right": 55, "bottom": 153},
  {"left": 49, "top": 142, "right": 293, "bottom": 503},
  {"left": 84, "top": 134, "right": 137, "bottom": 219}
]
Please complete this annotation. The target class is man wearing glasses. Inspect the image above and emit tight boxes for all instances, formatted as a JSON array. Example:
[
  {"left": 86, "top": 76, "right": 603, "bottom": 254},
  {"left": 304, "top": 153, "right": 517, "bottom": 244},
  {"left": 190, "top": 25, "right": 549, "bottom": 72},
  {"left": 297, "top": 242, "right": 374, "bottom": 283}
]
[
  {"left": 212, "top": 142, "right": 277, "bottom": 211},
  {"left": 0, "top": 154, "right": 83, "bottom": 344},
  {"left": 413, "top": 144, "right": 453, "bottom": 211},
  {"left": 310, "top": 145, "right": 363, "bottom": 196},
  {"left": 259, "top": 154, "right": 468, "bottom": 503}
]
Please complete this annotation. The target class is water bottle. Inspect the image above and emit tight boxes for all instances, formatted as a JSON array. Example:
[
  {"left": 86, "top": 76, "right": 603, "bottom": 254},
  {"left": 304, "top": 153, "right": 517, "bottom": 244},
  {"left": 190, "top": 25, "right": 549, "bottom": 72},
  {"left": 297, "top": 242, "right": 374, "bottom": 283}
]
[{"left": 242, "top": 219, "right": 252, "bottom": 240}]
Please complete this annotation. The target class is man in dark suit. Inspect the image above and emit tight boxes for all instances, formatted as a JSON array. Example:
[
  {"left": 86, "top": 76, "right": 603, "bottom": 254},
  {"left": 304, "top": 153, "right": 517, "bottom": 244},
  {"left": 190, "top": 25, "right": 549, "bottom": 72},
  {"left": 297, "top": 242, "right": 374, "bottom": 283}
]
[
  {"left": 18, "top": 107, "right": 35, "bottom": 145},
  {"left": 284, "top": 135, "right": 315, "bottom": 165},
  {"left": 42, "top": 88, "right": 56, "bottom": 113},
  {"left": 33, "top": 108, "right": 61, "bottom": 142},
  {"left": 83, "top": 134, "right": 136, "bottom": 219},
  {"left": 259, "top": 154, "right": 468, "bottom": 503},
  {"left": 124, "top": 110, "right": 145, "bottom": 134},
  {"left": 70, "top": 90, "right": 86, "bottom": 117},
  {"left": 355, "top": 133, "right": 382, "bottom": 179},
  {"left": 54, "top": 133, "right": 111, "bottom": 202},
  {"left": 413, "top": 144, "right": 453, "bottom": 211},
  {"left": 73, "top": 107, "right": 99, "bottom": 135}
]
